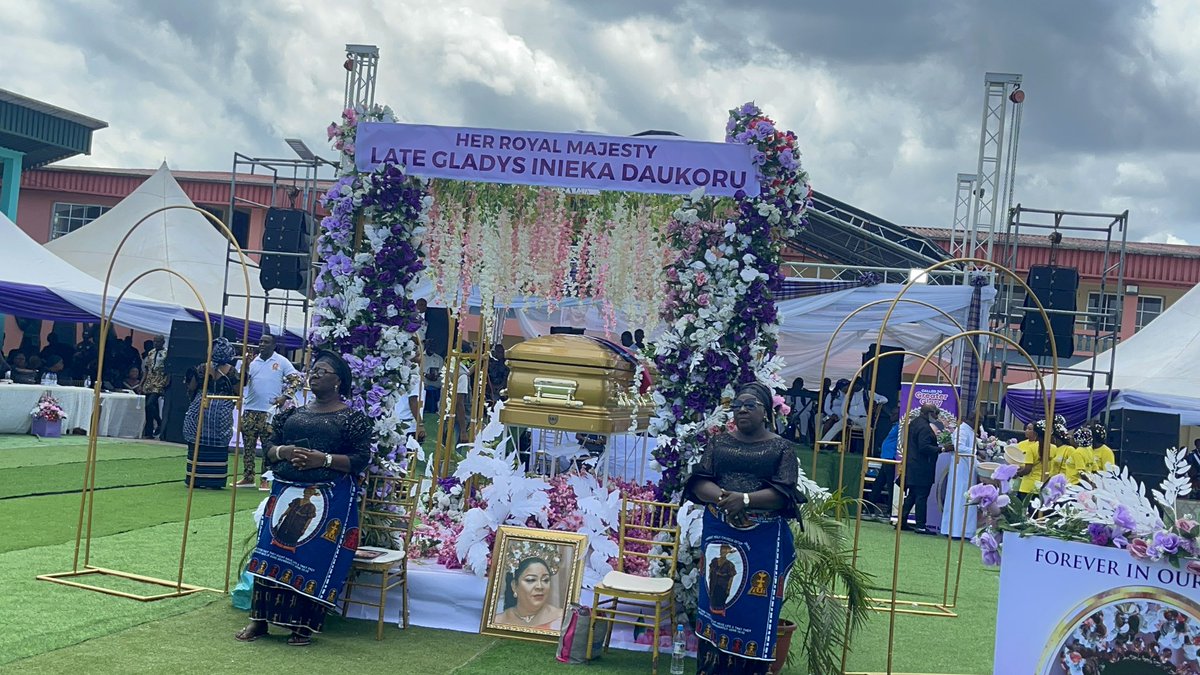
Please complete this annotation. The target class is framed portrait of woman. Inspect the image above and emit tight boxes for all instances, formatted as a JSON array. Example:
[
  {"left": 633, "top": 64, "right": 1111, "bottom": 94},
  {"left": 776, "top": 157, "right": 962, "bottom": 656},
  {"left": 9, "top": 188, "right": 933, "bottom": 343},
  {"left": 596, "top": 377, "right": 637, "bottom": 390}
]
[{"left": 480, "top": 526, "right": 588, "bottom": 643}]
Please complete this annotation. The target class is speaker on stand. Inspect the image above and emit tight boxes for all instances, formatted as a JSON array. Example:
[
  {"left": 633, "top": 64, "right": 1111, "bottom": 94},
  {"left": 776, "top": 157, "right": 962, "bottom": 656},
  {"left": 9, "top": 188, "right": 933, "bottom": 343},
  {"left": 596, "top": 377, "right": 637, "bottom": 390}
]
[
  {"left": 1110, "top": 409, "right": 1179, "bottom": 488},
  {"left": 160, "top": 321, "right": 239, "bottom": 444},
  {"left": 1018, "top": 265, "right": 1079, "bottom": 359},
  {"left": 862, "top": 344, "right": 904, "bottom": 454},
  {"left": 260, "top": 208, "right": 314, "bottom": 292}
]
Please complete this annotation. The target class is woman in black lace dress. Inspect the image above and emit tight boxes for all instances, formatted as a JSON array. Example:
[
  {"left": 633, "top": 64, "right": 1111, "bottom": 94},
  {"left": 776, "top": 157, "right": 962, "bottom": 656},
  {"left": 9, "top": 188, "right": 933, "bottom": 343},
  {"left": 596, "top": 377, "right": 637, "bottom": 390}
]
[
  {"left": 235, "top": 350, "right": 372, "bottom": 647},
  {"left": 684, "top": 382, "right": 805, "bottom": 674}
]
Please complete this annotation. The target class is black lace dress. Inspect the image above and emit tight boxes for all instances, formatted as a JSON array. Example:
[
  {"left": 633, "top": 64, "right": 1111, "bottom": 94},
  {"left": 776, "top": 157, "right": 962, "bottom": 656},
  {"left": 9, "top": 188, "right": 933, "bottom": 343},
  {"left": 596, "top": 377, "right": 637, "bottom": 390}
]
[
  {"left": 249, "top": 405, "right": 373, "bottom": 634},
  {"left": 683, "top": 434, "right": 805, "bottom": 675}
]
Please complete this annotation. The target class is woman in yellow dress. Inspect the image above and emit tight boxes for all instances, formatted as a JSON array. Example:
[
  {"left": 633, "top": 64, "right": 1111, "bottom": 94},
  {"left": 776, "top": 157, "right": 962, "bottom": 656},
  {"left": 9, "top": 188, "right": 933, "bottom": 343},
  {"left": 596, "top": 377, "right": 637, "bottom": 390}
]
[
  {"left": 1072, "top": 428, "right": 1097, "bottom": 482},
  {"left": 1048, "top": 419, "right": 1087, "bottom": 485},
  {"left": 1090, "top": 421, "right": 1115, "bottom": 471},
  {"left": 1015, "top": 422, "right": 1048, "bottom": 496}
]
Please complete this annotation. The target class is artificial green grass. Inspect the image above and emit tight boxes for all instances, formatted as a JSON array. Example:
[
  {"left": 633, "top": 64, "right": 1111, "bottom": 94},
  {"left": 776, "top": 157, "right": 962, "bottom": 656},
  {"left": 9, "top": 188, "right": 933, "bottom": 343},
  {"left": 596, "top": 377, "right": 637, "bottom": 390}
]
[
  {"left": 0, "top": 483, "right": 254, "bottom": 554},
  {"left": 0, "top": 439, "right": 180, "bottom": 469},
  {"left": 0, "top": 456, "right": 184, "bottom": 498}
]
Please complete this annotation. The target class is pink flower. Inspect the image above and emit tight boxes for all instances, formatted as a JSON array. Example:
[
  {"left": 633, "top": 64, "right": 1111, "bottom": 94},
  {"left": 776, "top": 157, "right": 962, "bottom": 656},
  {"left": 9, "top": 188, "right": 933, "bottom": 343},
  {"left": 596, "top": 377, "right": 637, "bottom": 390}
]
[
  {"left": 326, "top": 122, "right": 338, "bottom": 140},
  {"left": 696, "top": 293, "right": 711, "bottom": 307},
  {"left": 695, "top": 271, "right": 709, "bottom": 285},
  {"left": 1129, "top": 538, "right": 1150, "bottom": 560},
  {"left": 1178, "top": 518, "right": 1198, "bottom": 535},
  {"left": 1187, "top": 560, "right": 1200, "bottom": 576},
  {"left": 342, "top": 107, "right": 357, "bottom": 123}
]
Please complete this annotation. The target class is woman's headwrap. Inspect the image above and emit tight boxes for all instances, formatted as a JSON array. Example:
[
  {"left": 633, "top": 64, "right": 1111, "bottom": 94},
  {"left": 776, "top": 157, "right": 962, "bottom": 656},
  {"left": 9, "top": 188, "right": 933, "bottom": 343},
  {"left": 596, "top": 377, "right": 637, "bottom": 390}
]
[
  {"left": 1074, "top": 427, "right": 1093, "bottom": 448},
  {"left": 736, "top": 381, "right": 776, "bottom": 426},
  {"left": 210, "top": 337, "right": 236, "bottom": 367}
]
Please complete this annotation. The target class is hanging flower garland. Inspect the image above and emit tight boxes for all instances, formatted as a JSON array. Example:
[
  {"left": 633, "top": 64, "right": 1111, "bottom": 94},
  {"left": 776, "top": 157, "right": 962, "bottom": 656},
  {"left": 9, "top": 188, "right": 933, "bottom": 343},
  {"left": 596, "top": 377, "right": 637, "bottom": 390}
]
[
  {"left": 312, "top": 105, "right": 431, "bottom": 472},
  {"left": 424, "top": 183, "right": 673, "bottom": 333},
  {"left": 649, "top": 101, "right": 813, "bottom": 498}
]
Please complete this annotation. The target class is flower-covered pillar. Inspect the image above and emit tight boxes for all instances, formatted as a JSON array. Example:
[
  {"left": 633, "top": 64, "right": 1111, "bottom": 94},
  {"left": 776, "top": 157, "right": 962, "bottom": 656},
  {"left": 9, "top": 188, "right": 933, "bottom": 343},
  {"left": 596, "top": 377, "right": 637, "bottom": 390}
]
[
  {"left": 650, "top": 102, "right": 811, "bottom": 497},
  {"left": 648, "top": 102, "right": 811, "bottom": 615},
  {"left": 310, "top": 106, "right": 431, "bottom": 476}
]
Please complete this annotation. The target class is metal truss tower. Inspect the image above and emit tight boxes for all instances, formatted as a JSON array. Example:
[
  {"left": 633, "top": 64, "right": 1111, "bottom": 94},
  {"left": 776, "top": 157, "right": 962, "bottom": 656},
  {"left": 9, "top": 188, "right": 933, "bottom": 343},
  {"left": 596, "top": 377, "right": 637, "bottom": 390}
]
[
  {"left": 949, "top": 73, "right": 1023, "bottom": 263},
  {"left": 343, "top": 44, "right": 379, "bottom": 111}
]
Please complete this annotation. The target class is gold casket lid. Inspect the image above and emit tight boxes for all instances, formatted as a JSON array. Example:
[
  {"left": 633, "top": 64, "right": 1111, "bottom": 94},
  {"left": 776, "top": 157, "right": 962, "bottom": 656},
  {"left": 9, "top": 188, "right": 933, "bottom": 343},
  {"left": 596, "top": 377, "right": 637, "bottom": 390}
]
[{"left": 506, "top": 334, "right": 635, "bottom": 372}]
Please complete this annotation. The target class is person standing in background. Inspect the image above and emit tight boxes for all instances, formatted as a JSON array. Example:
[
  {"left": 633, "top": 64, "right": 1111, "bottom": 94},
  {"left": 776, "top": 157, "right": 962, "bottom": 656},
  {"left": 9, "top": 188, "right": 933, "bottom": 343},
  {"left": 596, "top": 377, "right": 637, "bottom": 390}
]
[
  {"left": 423, "top": 346, "right": 444, "bottom": 415},
  {"left": 141, "top": 334, "right": 169, "bottom": 439},
  {"left": 234, "top": 334, "right": 296, "bottom": 490}
]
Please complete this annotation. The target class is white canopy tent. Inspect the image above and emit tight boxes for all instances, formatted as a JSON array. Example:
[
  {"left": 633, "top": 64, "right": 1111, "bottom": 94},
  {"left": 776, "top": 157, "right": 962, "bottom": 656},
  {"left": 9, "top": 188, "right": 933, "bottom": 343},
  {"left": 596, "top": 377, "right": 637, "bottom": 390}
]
[
  {"left": 44, "top": 163, "right": 307, "bottom": 339},
  {"left": 414, "top": 278, "right": 993, "bottom": 383},
  {"left": 1010, "top": 281, "right": 1200, "bottom": 425},
  {"left": 0, "top": 212, "right": 193, "bottom": 334}
]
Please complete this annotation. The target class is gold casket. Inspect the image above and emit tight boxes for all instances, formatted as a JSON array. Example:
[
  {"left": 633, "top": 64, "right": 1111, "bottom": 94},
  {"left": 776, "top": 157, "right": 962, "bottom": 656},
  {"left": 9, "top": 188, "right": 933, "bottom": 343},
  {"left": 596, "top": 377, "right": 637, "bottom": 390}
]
[{"left": 500, "top": 334, "right": 652, "bottom": 434}]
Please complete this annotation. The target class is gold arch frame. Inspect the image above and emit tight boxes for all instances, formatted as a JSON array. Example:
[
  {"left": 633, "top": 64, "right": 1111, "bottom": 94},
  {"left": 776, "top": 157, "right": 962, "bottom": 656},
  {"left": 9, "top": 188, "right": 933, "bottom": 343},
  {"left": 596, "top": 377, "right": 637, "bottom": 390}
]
[
  {"left": 38, "top": 205, "right": 256, "bottom": 600},
  {"left": 834, "top": 257, "right": 1060, "bottom": 675}
]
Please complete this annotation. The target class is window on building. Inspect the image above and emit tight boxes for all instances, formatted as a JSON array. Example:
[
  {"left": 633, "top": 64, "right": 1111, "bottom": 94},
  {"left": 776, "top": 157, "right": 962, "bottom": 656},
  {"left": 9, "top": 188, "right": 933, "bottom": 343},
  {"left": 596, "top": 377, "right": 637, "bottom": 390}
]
[
  {"left": 50, "top": 203, "right": 112, "bottom": 239},
  {"left": 1086, "top": 292, "right": 1119, "bottom": 332},
  {"left": 1136, "top": 296, "right": 1164, "bottom": 332},
  {"left": 197, "top": 205, "right": 250, "bottom": 249}
]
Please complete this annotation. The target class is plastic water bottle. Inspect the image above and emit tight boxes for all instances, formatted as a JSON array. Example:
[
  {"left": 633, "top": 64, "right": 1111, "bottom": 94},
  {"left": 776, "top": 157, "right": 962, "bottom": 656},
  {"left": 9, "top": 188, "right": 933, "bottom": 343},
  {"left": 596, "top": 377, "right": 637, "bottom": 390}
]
[
  {"left": 670, "top": 623, "right": 686, "bottom": 674},
  {"left": 84, "top": 376, "right": 92, "bottom": 389}
]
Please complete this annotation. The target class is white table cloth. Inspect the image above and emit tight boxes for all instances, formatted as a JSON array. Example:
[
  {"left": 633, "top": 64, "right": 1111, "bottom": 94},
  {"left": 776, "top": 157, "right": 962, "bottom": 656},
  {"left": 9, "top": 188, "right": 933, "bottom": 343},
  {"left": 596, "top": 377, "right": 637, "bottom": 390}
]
[{"left": 0, "top": 383, "right": 145, "bottom": 438}]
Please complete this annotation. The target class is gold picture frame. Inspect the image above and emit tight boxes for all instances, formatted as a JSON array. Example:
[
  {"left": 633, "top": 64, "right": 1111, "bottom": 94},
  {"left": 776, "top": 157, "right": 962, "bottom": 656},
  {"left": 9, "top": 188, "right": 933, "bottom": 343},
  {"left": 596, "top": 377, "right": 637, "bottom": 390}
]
[{"left": 480, "top": 526, "right": 588, "bottom": 643}]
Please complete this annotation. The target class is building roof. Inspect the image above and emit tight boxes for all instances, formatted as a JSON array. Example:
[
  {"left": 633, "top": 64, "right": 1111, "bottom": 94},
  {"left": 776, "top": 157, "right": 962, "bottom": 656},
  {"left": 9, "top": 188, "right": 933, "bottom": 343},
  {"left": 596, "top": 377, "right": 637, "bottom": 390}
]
[
  {"left": 0, "top": 89, "right": 108, "bottom": 168},
  {"left": 909, "top": 226, "right": 1200, "bottom": 259},
  {"left": 29, "top": 164, "right": 332, "bottom": 187}
]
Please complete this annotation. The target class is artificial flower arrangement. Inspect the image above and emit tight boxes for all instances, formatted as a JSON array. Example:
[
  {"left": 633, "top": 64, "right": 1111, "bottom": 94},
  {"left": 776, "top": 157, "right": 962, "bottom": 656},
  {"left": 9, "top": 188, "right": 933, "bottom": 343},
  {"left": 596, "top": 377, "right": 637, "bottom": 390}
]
[
  {"left": 975, "top": 430, "right": 1017, "bottom": 464},
  {"left": 412, "top": 401, "right": 660, "bottom": 586},
  {"left": 31, "top": 392, "right": 66, "bottom": 422},
  {"left": 969, "top": 447, "right": 1198, "bottom": 569},
  {"left": 314, "top": 103, "right": 431, "bottom": 477}
]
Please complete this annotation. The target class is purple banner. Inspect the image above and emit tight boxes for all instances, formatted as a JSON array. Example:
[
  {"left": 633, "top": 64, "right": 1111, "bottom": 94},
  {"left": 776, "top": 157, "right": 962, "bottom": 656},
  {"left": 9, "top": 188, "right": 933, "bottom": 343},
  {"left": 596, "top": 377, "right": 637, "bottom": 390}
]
[
  {"left": 899, "top": 383, "right": 960, "bottom": 418},
  {"left": 354, "top": 123, "right": 759, "bottom": 197}
]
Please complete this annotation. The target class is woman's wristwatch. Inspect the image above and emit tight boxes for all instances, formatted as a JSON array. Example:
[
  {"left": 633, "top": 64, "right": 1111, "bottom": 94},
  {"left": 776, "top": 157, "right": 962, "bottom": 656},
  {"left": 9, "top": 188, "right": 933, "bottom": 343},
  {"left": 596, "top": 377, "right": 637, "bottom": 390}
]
[
  {"left": 742, "top": 492, "right": 751, "bottom": 506},
  {"left": 323, "top": 452, "right": 333, "bottom": 468}
]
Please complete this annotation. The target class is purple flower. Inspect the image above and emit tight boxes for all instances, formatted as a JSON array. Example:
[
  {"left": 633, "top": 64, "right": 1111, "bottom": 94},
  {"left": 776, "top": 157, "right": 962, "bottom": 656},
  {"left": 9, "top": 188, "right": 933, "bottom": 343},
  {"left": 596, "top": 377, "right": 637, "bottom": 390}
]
[
  {"left": 972, "top": 531, "right": 1001, "bottom": 566},
  {"left": 777, "top": 149, "right": 796, "bottom": 170},
  {"left": 1113, "top": 504, "right": 1137, "bottom": 532},
  {"left": 1043, "top": 474, "right": 1067, "bottom": 503},
  {"left": 992, "top": 464, "right": 1019, "bottom": 483},
  {"left": 967, "top": 483, "right": 1000, "bottom": 509},
  {"left": 1087, "top": 523, "right": 1112, "bottom": 547},
  {"left": 1153, "top": 530, "right": 1181, "bottom": 555}
]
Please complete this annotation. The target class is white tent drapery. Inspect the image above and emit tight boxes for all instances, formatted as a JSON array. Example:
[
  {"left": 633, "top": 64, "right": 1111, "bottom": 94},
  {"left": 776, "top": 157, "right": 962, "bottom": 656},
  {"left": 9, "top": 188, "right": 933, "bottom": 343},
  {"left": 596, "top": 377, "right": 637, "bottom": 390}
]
[
  {"left": 0, "top": 212, "right": 192, "bottom": 334},
  {"left": 1010, "top": 281, "right": 1200, "bottom": 425},
  {"left": 44, "top": 163, "right": 307, "bottom": 338},
  {"left": 414, "top": 278, "right": 993, "bottom": 384}
]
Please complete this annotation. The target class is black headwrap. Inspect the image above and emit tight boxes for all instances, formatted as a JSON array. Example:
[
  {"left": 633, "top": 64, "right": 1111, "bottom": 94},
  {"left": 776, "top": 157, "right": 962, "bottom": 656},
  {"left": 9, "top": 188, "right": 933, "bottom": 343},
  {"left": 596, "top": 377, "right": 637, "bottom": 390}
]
[{"left": 736, "top": 381, "right": 775, "bottom": 427}]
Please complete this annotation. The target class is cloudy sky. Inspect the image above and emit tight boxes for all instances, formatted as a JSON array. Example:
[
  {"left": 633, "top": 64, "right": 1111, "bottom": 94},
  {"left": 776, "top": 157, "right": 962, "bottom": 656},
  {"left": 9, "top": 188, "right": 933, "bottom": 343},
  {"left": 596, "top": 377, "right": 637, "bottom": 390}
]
[{"left": 3, "top": 0, "right": 1199, "bottom": 244}]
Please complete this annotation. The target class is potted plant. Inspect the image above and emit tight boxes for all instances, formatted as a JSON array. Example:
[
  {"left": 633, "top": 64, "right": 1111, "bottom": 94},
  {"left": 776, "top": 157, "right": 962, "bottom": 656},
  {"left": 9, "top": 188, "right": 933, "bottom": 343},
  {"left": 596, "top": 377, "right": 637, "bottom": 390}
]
[
  {"left": 775, "top": 490, "right": 872, "bottom": 674},
  {"left": 30, "top": 391, "right": 66, "bottom": 437}
]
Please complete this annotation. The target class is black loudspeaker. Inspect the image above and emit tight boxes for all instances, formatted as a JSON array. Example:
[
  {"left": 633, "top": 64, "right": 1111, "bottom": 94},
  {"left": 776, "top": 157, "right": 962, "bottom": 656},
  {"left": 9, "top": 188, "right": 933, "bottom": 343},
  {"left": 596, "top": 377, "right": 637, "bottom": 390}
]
[
  {"left": 861, "top": 344, "right": 904, "bottom": 405},
  {"left": 424, "top": 307, "right": 449, "bottom": 357},
  {"left": 1018, "top": 265, "right": 1078, "bottom": 359},
  {"left": 163, "top": 320, "right": 241, "bottom": 374},
  {"left": 161, "top": 384, "right": 191, "bottom": 445},
  {"left": 260, "top": 208, "right": 313, "bottom": 292},
  {"left": 549, "top": 326, "right": 585, "bottom": 335},
  {"left": 1111, "top": 409, "right": 1179, "bottom": 487}
]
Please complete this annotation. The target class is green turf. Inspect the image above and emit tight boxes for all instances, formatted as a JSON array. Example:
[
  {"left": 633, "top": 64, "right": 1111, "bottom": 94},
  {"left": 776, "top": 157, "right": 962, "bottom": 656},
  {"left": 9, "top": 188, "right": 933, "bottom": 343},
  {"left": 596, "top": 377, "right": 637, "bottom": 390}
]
[
  {"left": 0, "top": 483, "right": 256, "bottom": 554},
  {"left": 0, "top": 457, "right": 185, "bottom": 498},
  {"left": 0, "top": 440, "right": 181, "bottom": 469}
]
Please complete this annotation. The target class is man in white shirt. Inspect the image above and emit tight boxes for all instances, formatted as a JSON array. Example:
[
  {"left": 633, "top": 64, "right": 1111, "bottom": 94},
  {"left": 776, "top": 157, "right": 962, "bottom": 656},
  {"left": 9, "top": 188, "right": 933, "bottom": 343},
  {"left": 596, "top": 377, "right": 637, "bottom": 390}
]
[
  {"left": 423, "top": 348, "right": 444, "bottom": 414},
  {"left": 234, "top": 334, "right": 297, "bottom": 489},
  {"left": 394, "top": 350, "right": 427, "bottom": 444},
  {"left": 821, "top": 378, "right": 886, "bottom": 445}
]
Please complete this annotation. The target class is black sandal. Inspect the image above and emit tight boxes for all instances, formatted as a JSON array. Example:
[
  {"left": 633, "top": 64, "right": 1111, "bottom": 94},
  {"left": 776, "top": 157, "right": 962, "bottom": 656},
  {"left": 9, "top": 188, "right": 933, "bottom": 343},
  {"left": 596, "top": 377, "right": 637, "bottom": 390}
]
[
  {"left": 287, "top": 631, "right": 312, "bottom": 646},
  {"left": 234, "top": 623, "right": 268, "bottom": 642}
]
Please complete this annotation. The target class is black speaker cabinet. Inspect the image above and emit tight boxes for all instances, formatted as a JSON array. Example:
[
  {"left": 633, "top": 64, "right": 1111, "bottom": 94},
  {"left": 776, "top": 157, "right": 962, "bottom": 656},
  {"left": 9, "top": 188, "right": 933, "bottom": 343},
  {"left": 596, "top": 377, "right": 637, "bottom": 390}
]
[
  {"left": 260, "top": 208, "right": 313, "bottom": 292},
  {"left": 1018, "top": 265, "right": 1079, "bottom": 359},
  {"left": 861, "top": 344, "right": 904, "bottom": 405},
  {"left": 164, "top": 320, "right": 242, "bottom": 375},
  {"left": 1112, "top": 409, "right": 1179, "bottom": 453}
]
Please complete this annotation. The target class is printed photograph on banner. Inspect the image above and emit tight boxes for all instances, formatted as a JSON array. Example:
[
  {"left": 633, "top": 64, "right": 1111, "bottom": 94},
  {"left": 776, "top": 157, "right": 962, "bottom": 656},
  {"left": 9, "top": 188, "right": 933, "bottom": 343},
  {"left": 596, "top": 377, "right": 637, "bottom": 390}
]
[
  {"left": 480, "top": 526, "right": 588, "bottom": 643},
  {"left": 1041, "top": 589, "right": 1200, "bottom": 675},
  {"left": 269, "top": 485, "right": 328, "bottom": 551}
]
